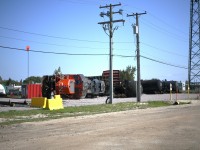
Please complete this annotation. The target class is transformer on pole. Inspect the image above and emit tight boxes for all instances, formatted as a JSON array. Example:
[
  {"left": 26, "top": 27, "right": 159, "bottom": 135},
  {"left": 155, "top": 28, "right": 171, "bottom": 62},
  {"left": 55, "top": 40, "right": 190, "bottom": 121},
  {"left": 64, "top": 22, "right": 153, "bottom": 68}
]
[
  {"left": 127, "top": 12, "right": 146, "bottom": 102},
  {"left": 188, "top": 0, "right": 200, "bottom": 90}
]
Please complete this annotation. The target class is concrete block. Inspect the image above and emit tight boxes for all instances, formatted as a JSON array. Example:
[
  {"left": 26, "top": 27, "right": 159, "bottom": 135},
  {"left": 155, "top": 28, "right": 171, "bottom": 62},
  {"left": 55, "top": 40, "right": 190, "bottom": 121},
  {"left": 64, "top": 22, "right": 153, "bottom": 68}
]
[{"left": 31, "top": 97, "right": 47, "bottom": 108}]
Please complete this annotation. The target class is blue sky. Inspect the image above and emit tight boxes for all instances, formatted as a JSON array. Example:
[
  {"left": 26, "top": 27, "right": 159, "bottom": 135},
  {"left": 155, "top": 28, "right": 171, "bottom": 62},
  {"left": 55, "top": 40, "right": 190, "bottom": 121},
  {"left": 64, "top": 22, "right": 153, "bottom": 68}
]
[{"left": 0, "top": 0, "right": 189, "bottom": 82}]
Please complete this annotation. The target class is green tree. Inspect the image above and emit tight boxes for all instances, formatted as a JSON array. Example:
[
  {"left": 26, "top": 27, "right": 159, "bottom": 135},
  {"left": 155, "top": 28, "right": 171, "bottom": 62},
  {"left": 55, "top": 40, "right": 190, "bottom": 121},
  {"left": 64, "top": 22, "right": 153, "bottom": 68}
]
[
  {"left": 6, "top": 78, "right": 12, "bottom": 86},
  {"left": 20, "top": 79, "right": 23, "bottom": 85},
  {"left": 23, "top": 76, "right": 42, "bottom": 84},
  {"left": 4, "top": 78, "right": 20, "bottom": 86},
  {"left": 54, "top": 66, "right": 62, "bottom": 75},
  {"left": 0, "top": 76, "right": 2, "bottom": 84},
  {"left": 120, "top": 66, "right": 136, "bottom": 81}
]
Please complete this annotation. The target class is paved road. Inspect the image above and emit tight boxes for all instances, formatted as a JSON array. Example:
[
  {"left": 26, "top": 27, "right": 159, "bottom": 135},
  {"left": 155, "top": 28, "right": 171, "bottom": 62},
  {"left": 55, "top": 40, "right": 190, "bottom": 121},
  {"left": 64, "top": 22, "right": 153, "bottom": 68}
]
[{"left": 0, "top": 101, "right": 200, "bottom": 150}]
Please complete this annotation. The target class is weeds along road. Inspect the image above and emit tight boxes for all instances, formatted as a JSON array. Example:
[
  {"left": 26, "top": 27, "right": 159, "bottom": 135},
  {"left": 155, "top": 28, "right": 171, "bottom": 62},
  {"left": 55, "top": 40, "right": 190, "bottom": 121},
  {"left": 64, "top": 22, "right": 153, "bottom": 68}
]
[{"left": 0, "top": 101, "right": 200, "bottom": 150}]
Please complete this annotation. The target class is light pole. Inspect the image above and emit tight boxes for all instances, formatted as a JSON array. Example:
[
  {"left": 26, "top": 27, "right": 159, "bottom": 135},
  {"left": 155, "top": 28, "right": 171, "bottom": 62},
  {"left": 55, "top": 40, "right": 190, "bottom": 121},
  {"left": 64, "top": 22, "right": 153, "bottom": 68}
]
[{"left": 26, "top": 46, "right": 30, "bottom": 84}]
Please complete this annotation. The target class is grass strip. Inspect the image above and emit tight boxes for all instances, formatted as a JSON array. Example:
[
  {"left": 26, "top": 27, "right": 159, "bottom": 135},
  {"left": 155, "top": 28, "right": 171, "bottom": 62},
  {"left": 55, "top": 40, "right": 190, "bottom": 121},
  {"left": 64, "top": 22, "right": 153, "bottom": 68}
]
[{"left": 0, "top": 101, "right": 189, "bottom": 126}]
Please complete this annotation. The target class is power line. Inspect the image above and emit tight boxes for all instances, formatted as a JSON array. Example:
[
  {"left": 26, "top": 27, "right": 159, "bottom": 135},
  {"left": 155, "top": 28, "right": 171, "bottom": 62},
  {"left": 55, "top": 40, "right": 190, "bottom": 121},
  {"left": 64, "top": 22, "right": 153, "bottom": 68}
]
[
  {"left": 148, "top": 12, "right": 187, "bottom": 35},
  {"left": 122, "top": 4, "right": 188, "bottom": 39},
  {"left": 0, "top": 45, "right": 133, "bottom": 57},
  {"left": 0, "top": 35, "right": 132, "bottom": 51},
  {"left": 0, "top": 35, "right": 189, "bottom": 57},
  {"left": 140, "top": 18, "right": 187, "bottom": 42},
  {"left": 141, "top": 55, "right": 188, "bottom": 69},
  {"left": 0, "top": 26, "right": 108, "bottom": 43},
  {"left": 60, "top": 0, "right": 100, "bottom": 6},
  {"left": 0, "top": 35, "right": 104, "bottom": 50},
  {"left": 0, "top": 44, "right": 188, "bottom": 69},
  {"left": 141, "top": 42, "right": 187, "bottom": 58},
  {"left": 0, "top": 45, "right": 108, "bottom": 56},
  {"left": 0, "top": 26, "right": 136, "bottom": 44}
]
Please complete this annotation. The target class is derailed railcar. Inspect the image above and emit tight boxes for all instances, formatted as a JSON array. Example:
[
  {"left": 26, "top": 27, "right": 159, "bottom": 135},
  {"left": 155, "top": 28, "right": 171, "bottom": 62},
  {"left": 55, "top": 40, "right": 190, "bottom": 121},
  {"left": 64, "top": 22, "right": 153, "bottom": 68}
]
[
  {"left": 68, "top": 74, "right": 88, "bottom": 99},
  {"left": 86, "top": 78, "right": 105, "bottom": 97},
  {"left": 141, "top": 79, "right": 162, "bottom": 94},
  {"left": 42, "top": 75, "right": 75, "bottom": 99},
  {"left": 42, "top": 74, "right": 105, "bottom": 99},
  {"left": 42, "top": 74, "right": 85, "bottom": 99},
  {"left": 99, "top": 80, "right": 106, "bottom": 96},
  {"left": 55, "top": 74, "right": 75, "bottom": 98}
]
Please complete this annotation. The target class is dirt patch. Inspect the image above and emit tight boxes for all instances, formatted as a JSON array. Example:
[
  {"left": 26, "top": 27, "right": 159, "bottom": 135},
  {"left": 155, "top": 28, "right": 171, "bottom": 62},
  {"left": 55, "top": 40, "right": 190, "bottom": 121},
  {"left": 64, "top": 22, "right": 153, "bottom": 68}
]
[{"left": 0, "top": 101, "right": 200, "bottom": 150}]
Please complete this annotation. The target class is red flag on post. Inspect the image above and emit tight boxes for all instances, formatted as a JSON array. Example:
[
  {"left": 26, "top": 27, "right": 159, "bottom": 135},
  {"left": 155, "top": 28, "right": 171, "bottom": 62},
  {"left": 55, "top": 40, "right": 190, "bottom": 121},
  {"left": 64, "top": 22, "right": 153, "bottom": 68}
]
[{"left": 26, "top": 46, "right": 30, "bottom": 51}]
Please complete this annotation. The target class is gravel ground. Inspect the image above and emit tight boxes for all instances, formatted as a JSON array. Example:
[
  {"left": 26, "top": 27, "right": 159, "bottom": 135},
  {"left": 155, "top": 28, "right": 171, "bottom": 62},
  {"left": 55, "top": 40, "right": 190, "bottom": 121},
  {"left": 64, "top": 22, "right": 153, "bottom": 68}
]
[
  {"left": 63, "top": 93, "right": 199, "bottom": 107},
  {"left": 0, "top": 93, "right": 199, "bottom": 112},
  {"left": 0, "top": 100, "right": 200, "bottom": 150}
]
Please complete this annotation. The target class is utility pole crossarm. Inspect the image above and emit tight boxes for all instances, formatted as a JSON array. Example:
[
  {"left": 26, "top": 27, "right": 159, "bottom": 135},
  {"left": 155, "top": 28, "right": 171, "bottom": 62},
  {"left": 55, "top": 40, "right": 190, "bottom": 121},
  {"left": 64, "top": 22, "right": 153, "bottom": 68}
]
[
  {"left": 127, "top": 11, "right": 147, "bottom": 17},
  {"left": 98, "top": 19, "right": 125, "bottom": 25},
  {"left": 100, "top": 3, "right": 121, "bottom": 9}
]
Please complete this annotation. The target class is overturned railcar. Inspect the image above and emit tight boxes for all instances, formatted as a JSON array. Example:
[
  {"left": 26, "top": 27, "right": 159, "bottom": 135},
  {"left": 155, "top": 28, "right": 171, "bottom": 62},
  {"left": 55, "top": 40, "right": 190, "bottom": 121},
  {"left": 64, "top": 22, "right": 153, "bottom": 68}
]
[
  {"left": 55, "top": 74, "right": 75, "bottom": 98},
  {"left": 42, "top": 74, "right": 87, "bottom": 99},
  {"left": 68, "top": 74, "right": 88, "bottom": 99},
  {"left": 86, "top": 78, "right": 105, "bottom": 97}
]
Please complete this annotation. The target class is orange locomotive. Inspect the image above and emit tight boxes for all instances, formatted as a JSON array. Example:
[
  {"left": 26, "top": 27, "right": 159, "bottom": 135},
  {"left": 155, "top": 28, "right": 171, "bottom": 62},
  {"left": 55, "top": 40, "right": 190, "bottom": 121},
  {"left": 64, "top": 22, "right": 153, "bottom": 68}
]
[{"left": 42, "top": 74, "right": 88, "bottom": 99}]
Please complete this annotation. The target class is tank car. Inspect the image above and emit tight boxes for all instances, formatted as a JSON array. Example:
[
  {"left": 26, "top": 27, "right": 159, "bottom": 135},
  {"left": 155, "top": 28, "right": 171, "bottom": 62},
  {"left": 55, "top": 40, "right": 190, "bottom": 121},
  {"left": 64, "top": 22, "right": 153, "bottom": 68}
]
[
  {"left": 124, "top": 80, "right": 143, "bottom": 97},
  {"left": 162, "top": 80, "right": 179, "bottom": 93},
  {"left": 141, "top": 79, "right": 162, "bottom": 94}
]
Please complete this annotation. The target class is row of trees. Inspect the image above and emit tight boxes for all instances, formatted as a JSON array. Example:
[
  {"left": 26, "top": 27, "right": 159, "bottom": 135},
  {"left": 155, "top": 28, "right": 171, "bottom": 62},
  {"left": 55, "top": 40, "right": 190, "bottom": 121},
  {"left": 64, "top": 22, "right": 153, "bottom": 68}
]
[
  {"left": 0, "top": 67, "right": 62, "bottom": 86},
  {"left": 0, "top": 76, "right": 42, "bottom": 86},
  {"left": 0, "top": 66, "right": 136, "bottom": 86}
]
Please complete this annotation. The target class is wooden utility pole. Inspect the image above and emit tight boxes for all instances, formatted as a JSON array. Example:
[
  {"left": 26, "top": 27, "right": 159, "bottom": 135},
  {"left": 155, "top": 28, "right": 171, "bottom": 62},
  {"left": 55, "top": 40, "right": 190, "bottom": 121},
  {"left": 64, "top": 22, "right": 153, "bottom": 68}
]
[
  {"left": 127, "top": 12, "right": 146, "bottom": 102},
  {"left": 98, "top": 3, "right": 125, "bottom": 104}
]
